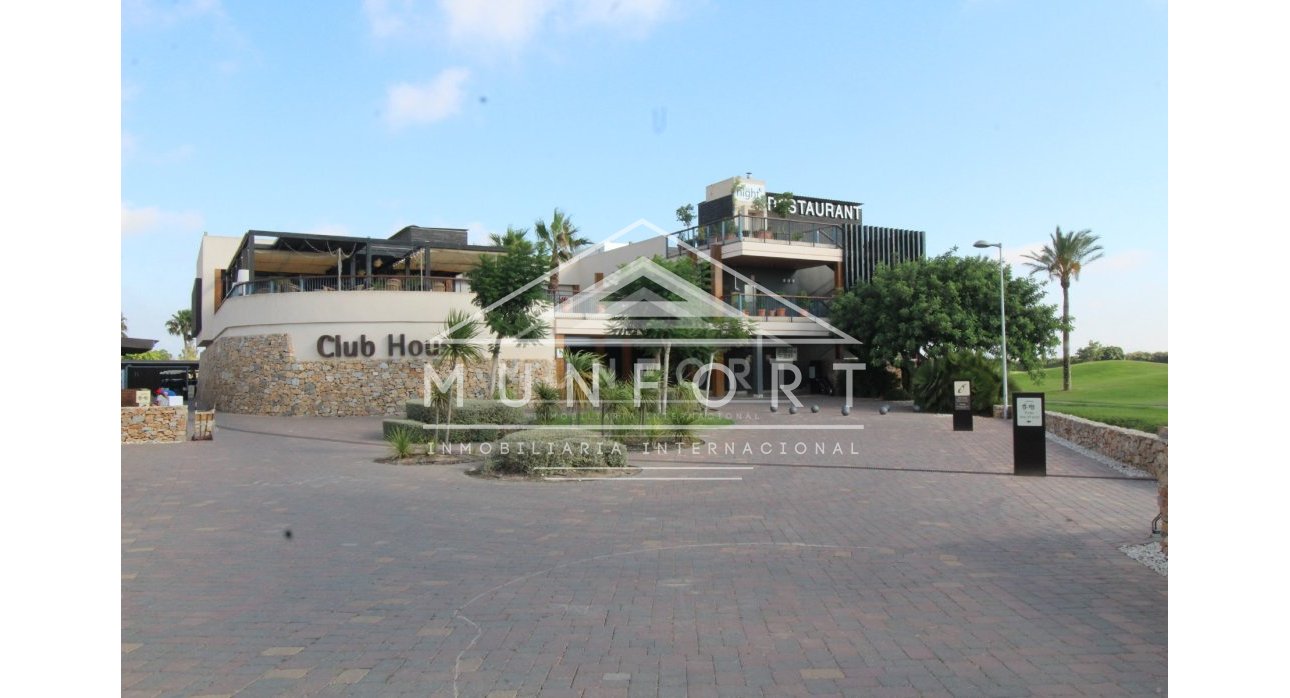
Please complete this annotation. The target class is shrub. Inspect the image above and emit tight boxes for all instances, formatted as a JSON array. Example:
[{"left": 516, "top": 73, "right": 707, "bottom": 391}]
[
  {"left": 599, "top": 377, "right": 637, "bottom": 418},
  {"left": 532, "top": 381, "right": 560, "bottom": 424},
  {"left": 488, "top": 429, "right": 627, "bottom": 475},
  {"left": 386, "top": 425, "right": 417, "bottom": 458},
  {"left": 383, "top": 419, "right": 434, "bottom": 443},
  {"left": 885, "top": 386, "right": 913, "bottom": 401},
  {"left": 403, "top": 398, "right": 524, "bottom": 442},
  {"left": 665, "top": 409, "right": 698, "bottom": 442},
  {"left": 839, "top": 360, "right": 899, "bottom": 399},
  {"left": 405, "top": 400, "right": 435, "bottom": 422},
  {"left": 912, "top": 350, "right": 1017, "bottom": 415}
]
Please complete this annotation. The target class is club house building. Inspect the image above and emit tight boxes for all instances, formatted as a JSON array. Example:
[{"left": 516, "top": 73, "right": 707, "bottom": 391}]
[{"left": 192, "top": 177, "right": 925, "bottom": 416}]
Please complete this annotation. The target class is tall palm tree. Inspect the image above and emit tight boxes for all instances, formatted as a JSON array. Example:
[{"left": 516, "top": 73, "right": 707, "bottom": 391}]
[
  {"left": 165, "top": 309, "right": 196, "bottom": 359},
  {"left": 435, "top": 309, "right": 484, "bottom": 445},
  {"left": 1022, "top": 227, "right": 1104, "bottom": 391},
  {"left": 534, "top": 209, "right": 591, "bottom": 295}
]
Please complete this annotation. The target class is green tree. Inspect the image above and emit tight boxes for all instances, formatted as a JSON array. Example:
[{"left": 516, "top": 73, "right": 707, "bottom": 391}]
[
  {"left": 465, "top": 227, "right": 551, "bottom": 397},
  {"left": 1074, "top": 339, "right": 1103, "bottom": 363},
  {"left": 165, "top": 309, "right": 196, "bottom": 359},
  {"left": 771, "top": 191, "right": 795, "bottom": 218},
  {"left": 435, "top": 309, "right": 484, "bottom": 445},
  {"left": 675, "top": 203, "right": 695, "bottom": 228},
  {"left": 124, "top": 349, "right": 173, "bottom": 361},
  {"left": 1075, "top": 339, "right": 1124, "bottom": 363},
  {"left": 534, "top": 208, "right": 591, "bottom": 295},
  {"left": 1022, "top": 227, "right": 1104, "bottom": 391},
  {"left": 831, "top": 251, "right": 1061, "bottom": 392}
]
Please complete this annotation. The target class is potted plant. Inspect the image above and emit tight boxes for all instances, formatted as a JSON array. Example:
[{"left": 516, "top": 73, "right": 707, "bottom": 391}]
[{"left": 771, "top": 192, "right": 795, "bottom": 241}]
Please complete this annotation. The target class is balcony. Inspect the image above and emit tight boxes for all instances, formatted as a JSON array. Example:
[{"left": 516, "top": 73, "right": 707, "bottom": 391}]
[
  {"left": 225, "top": 274, "right": 470, "bottom": 298},
  {"left": 725, "top": 293, "right": 833, "bottom": 319},
  {"left": 668, "top": 216, "right": 843, "bottom": 268}
]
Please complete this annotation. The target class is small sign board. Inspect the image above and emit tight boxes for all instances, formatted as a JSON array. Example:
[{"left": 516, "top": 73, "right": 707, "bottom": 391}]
[
  {"left": 1012, "top": 392, "right": 1046, "bottom": 475},
  {"left": 1016, "top": 397, "right": 1043, "bottom": 427},
  {"left": 134, "top": 390, "right": 151, "bottom": 407},
  {"left": 952, "top": 380, "right": 973, "bottom": 431}
]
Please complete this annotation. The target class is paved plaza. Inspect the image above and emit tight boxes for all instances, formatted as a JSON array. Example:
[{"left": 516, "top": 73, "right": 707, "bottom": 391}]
[{"left": 122, "top": 399, "right": 1166, "bottom": 697}]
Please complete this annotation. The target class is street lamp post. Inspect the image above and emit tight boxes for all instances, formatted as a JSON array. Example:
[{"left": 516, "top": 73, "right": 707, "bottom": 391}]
[{"left": 974, "top": 241, "right": 1009, "bottom": 419}]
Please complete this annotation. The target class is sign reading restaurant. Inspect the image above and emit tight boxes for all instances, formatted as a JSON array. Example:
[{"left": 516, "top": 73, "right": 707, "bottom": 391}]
[
  {"left": 765, "top": 192, "right": 863, "bottom": 221},
  {"left": 316, "top": 333, "right": 443, "bottom": 359}
]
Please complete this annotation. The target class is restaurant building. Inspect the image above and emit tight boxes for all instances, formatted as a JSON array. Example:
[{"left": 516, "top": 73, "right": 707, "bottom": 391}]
[{"left": 191, "top": 177, "right": 925, "bottom": 415}]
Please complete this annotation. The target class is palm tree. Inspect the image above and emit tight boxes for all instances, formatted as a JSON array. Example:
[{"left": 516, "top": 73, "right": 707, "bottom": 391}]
[
  {"left": 1022, "top": 227, "right": 1104, "bottom": 391},
  {"left": 165, "top": 309, "right": 196, "bottom": 359},
  {"left": 534, "top": 209, "right": 591, "bottom": 296},
  {"left": 435, "top": 309, "right": 484, "bottom": 445},
  {"left": 563, "top": 350, "right": 604, "bottom": 410}
]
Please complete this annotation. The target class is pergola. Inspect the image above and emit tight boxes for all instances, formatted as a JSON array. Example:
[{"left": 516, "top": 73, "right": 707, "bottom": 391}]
[{"left": 221, "top": 230, "right": 502, "bottom": 297}]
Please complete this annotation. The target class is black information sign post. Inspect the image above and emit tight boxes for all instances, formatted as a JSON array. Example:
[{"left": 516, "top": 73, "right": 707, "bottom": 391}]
[
  {"left": 952, "top": 380, "right": 973, "bottom": 431},
  {"left": 1012, "top": 392, "right": 1046, "bottom": 476}
]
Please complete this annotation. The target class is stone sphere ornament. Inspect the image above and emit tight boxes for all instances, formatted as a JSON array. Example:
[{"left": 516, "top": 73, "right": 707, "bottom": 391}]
[
  {"left": 789, "top": 405, "right": 798, "bottom": 415},
  {"left": 842, "top": 405, "right": 851, "bottom": 416},
  {"left": 769, "top": 404, "right": 778, "bottom": 413},
  {"left": 879, "top": 405, "right": 890, "bottom": 415},
  {"left": 811, "top": 405, "right": 820, "bottom": 413}
]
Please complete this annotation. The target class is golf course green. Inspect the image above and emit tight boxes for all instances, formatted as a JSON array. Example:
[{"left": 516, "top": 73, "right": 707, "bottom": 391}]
[{"left": 1011, "top": 360, "right": 1167, "bottom": 433}]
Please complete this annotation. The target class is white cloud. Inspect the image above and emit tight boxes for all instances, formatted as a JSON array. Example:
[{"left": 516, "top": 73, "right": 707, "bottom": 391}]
[
  {"left": 1096, "top": 249, "right": 1151, "bottom": 273},
  {"left": 566, "top": 0, "right": 673, "bottom": 36},
  {"left": 1003, "top": 241, "right": 1047, "bottom": 270},
  {"left": 121, "top": 202, "right": 204, "bottom": 237},
  {"left": 123, "top": 0, "right": 223, "bottom": 26},
  {"left": 464, "top": 221, "right": 496, "bottom": 245},
  {"left": 367, "top": 0, "right": 674, "bottom": 47},
  {"left": 385, "top": 67, "right": 471, "bottom": 128},
  {"left": 363, "top": 0, "right": 434, "bottom": 38},
  {"left": 441, "top": 0, "right": 556, "bottom": 46}
]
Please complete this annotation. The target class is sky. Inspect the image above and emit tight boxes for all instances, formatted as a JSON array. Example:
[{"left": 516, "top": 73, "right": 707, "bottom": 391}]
[{"left": 121, "top": 0, "right": 1167, "bottom": 355}]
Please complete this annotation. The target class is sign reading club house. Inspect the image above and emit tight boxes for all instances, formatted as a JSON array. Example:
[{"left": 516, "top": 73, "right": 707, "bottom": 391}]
[{"left": 316, "top": 333, "right": 444, "bottom": 359}]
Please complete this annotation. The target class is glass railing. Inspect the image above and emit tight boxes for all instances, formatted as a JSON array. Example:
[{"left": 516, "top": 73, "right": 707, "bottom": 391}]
[
  {"left": 668, "top": 216, "right": 842, "bottom": 255},
  {"left": 724, "top": 293, "right": 834, "bottom": 318},
  {"left": 226, "top": 275, "right": 470, "bottom": 297}
]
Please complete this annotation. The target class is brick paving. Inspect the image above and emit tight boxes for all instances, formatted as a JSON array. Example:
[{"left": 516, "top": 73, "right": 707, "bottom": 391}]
[{"left": 123, "top": 398, "right": 1166, "bottom": 696}]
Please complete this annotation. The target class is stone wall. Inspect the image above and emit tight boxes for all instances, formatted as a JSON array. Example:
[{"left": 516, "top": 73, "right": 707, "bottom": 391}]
[
  {"left": 121, "top": 406, "right": 188, "bottom": 444},
  {"left": 1044, "top": 411, "right": 1166, "bottom": 477},
  {"left": 198, "top": 333, "right": 556, "bottom": 417},
  {"left": 1045, "top": 411, "right": 1168, "bottom": 555}
]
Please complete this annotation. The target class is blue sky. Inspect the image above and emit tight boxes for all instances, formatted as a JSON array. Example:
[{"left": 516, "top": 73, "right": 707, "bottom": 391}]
[{"left": 121, "top": 0, "right": 1167, "bottom": 354}]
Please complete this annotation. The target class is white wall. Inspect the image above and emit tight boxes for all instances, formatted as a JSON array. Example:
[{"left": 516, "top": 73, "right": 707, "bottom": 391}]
[
  {"left": 207, "top": 291, "right": 554, "bottom": 361},
  {"left": 194, "top": 235, "right": 242, "bottom": 345},
  {"left": 558, "top": 237, "right": 667, "bottom": 289}
]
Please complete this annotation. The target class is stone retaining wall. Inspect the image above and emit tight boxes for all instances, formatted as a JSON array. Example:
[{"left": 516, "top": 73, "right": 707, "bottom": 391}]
[
  {"left": 1045, "top": 411, "right": 1168, "bottom": 554},
  {"left": 121, "top": 406, "right": 188, "bottom": 443},
  {"left": 197, "top": 333, "right": 556, "bottom": 417},
  {"left": 1044, "top": 411, "right": 1166, "bottom": 477}
]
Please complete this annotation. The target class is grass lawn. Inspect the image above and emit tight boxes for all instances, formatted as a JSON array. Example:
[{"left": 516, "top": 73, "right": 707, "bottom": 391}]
[{"left": 1011, "top": 360, "right": 1167, "bottom": 433}]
